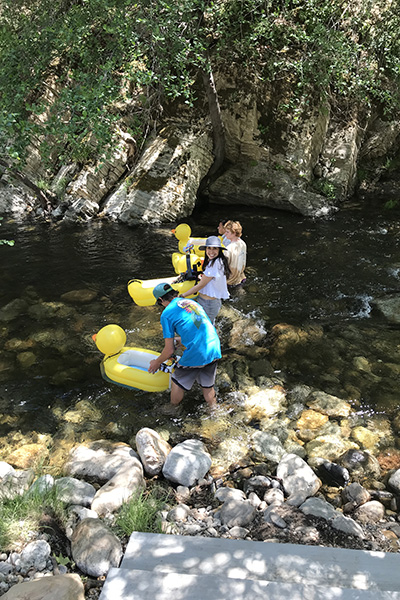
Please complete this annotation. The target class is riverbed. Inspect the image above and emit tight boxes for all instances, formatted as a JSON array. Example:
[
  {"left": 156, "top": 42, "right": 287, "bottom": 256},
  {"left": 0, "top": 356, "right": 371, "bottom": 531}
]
[{"left": 1, "top": 204, "right": 400, "bottom": 469}]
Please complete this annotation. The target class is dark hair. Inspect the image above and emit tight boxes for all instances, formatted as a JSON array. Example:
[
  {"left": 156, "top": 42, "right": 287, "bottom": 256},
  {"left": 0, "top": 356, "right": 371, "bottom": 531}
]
[
  {"left": 203, "top": 247, "right": 231, "bottom": 278},
  {"left": 219, "top": 218, "right": 229, "bottom": 226}
]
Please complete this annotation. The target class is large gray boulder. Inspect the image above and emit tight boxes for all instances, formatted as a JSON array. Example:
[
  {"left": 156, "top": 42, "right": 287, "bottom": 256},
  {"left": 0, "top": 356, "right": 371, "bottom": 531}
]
[{"left": 162, "top": 439, "right": 212, "bottom": 487}]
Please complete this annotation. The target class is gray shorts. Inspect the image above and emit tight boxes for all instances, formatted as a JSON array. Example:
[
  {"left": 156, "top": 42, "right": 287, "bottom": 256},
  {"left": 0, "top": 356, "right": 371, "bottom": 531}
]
[
  {"left": 172, "top": 360, "right": 218, "bottom": 391},
  {"left": 196, "top": 296, "right": 222, "bottom": 325}
]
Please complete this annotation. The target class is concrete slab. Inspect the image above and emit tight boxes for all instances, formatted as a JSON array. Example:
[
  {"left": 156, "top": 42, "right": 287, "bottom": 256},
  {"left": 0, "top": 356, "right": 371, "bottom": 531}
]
[
  {"left": 99, "top": 567, "right": 400, "bottom": 600},
  {"left": 121, "top": 532, "right": 400, "bottom": 592}
]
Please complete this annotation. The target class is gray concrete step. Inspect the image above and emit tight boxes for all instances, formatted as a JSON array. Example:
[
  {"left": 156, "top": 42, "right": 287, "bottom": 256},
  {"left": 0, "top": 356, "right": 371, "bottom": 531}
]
[
  {"left": 99, "top": 566, "right": 400, "bottom": 600},
  {"left": 119, "top": 532, "right": 400, "bottom": 592}
]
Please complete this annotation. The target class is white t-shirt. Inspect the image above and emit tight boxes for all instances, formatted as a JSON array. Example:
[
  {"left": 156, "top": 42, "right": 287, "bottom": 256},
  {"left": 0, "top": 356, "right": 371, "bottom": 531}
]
[
  {"left": 201, "top": 258, "right": 230, "bottom": 299},
  {"left": 226, "top": 238, "right": 247, "bottom": 286}
]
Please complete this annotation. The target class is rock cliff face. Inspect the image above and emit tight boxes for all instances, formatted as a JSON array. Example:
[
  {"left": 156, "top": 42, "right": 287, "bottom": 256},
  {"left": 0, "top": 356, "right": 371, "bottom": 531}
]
[{"left": 1, "top": 71, "right": 399, "bottom": 223}]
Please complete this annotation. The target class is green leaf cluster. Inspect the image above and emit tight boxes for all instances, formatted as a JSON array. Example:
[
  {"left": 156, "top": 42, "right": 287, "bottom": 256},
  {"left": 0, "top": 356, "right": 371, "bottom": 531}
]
[{"left": 0, "top": 0, "right": 399, "bottom": 169}]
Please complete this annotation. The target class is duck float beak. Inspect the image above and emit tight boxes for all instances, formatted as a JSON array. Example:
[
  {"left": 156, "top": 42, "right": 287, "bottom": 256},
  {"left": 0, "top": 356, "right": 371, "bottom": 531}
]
[{"left": 92, "top": 334, "right": 97, "bottom": 342}]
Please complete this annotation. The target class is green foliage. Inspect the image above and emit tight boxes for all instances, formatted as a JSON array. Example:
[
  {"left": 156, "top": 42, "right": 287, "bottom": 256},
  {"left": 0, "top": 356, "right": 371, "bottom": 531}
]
[
  {"left": 313, "top": 178, "right": 336, "bottom": 200},
  {"left": 0, "top": 485, "right": 67, "bottom": 550},
  {"left": 0, "top": 217, "right": 14, "bottom": 246},
  {"left": 0, "top": 0, "right": 399, "bottom": 169},
  {"left": 384, "top": 198, "right": 399, "bottom": 210},
  {"left": 114, "top": 485, "right": 169, "bottom": 537}
]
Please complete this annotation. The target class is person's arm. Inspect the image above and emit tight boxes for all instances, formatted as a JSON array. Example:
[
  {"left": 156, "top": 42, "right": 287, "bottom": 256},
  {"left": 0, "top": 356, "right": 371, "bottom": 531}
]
[
  {"left": 180, "top": 274, "right": 213, "bottom": 298},
  {"left": 148, "top": 338, "right": 175, "bottom": 373}
]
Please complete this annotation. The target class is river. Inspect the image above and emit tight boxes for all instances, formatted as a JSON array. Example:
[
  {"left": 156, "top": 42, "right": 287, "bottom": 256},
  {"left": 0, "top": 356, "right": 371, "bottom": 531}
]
[{"left": 1, "top": 204, "right": 400, "bottom": 466}]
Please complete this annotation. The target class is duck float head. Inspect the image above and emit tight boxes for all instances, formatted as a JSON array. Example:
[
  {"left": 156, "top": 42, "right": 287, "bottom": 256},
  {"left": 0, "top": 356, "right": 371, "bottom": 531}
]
[{"left": 93, "top": 324, "right": 126, "bottom": 356}]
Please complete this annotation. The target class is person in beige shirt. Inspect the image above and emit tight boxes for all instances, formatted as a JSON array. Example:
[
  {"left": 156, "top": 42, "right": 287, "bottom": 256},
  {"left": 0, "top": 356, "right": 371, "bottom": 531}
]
[{"left": 224, "top": 220, "right": 247, "bottom": 286}]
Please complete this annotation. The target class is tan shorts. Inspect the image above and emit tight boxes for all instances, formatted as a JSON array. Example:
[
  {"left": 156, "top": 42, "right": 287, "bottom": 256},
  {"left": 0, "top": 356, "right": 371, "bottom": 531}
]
[{"left": 172, "top": 360, "right": 218, "bottom": 391}]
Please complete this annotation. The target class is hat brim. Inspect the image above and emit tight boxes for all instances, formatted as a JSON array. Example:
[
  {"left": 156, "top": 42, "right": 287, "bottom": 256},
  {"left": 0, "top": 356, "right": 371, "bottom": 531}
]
[{"left": 199, "top": 245, "right": 226, "bottom": 251}]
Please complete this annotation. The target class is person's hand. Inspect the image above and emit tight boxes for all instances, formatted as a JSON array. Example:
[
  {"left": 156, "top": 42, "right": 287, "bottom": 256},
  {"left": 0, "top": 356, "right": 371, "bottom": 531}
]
[{"left": 148, "top": 359, "right": 159, "bottom": 374}]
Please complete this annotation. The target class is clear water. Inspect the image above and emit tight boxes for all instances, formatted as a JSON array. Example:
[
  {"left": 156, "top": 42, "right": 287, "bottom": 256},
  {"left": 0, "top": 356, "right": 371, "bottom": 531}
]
[{"left": 1, "top": 204, "right": 400, "bottom": 458}]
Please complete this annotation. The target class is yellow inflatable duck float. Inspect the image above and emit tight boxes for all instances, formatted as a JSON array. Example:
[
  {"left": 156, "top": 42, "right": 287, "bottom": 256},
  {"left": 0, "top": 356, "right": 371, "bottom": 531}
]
[{"left": 93, "top": 324, "right": 175, "bottom": 392}]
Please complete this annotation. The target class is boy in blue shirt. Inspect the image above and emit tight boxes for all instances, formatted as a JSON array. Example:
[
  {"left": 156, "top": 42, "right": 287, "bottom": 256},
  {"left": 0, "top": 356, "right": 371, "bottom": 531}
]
[{"left": 148, "top": 283, "right": 221, "bottom": 409}]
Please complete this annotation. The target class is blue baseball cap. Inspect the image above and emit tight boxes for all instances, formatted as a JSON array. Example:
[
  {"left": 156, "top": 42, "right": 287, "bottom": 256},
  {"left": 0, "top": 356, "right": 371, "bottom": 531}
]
[{"left": 153, "top": 282, "right": 174, "bottom": 301}]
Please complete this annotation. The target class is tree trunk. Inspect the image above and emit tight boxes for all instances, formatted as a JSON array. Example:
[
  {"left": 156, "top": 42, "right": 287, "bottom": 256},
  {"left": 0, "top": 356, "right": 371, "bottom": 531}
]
[{"left": 199, "top": 61, "right": 226, "bottom": 194}]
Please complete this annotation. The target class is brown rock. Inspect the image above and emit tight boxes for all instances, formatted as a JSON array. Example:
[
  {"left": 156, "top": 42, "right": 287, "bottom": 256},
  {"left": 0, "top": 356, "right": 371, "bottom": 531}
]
[
  {"left": 377, "top": 448, "right": 400, "bottom": 473},
  {"left": 6, "top": 443, "right": 49, "bottom": 469},
  {"left": 2, "top": 574, "right": 85, "bottom": 600}
]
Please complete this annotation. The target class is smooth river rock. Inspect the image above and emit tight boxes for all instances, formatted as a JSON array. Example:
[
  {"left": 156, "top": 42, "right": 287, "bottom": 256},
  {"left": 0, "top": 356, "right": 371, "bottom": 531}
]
[
  {"left": 1, "top": 574, "right": 85, "bottom": 600},
  {"left": 71, "top": 518, "right": 122, "bottom": 577},
  {"left": 162, "top": 439, "right": 212, "bottom": 487}
]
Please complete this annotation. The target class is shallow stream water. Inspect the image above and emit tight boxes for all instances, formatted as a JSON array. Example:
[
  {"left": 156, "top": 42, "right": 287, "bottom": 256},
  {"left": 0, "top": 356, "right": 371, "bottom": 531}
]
[{"left": 1, "top": 204, "right": 400, "bottom": 468}]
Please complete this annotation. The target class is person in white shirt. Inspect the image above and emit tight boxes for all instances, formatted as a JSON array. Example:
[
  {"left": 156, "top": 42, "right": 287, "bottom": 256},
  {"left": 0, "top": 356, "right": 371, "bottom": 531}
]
[
  {"left": 179, "top": 236, "right": 231, "bottom": 324},
  {"left": 224, "top": 220, "right": 247, "bottom": 286}
]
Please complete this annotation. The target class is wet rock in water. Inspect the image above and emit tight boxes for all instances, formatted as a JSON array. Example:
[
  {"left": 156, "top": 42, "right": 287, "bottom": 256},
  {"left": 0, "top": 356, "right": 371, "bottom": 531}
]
[
  {"left": 0, "top": 299, "right": 28, "bottom": 323},
  {"left": 371, "top": 294, "right": 400, "bottom": 324},
  {"left": 16, "top": 351, "right": 36, "bottom": 369},
  {"left": 244, "top": 386, "right": 286, "bottom": 420},
  {"left": 296, "top": 409, "right": 329, "bottom": 442},
  {"left": 71, "top": 518, "right": 122, "bottom": 577},
  {"left": 305, "top": 433, "right": 358, "bottom": 462},
  {"left": 306, "top": 391, "right": 351, "bottom": 418},
  {"left": 6, "top": 443, "right": 49, "bottom": 470},
  {"left": 229, "top": 317, "right": 267, "bottom": 347},
  {"left": 251, "top": 431, "right": 286, "bottom": 465},
  {"left": 64, "top": 440, "right": 140, "bottom": 482},
  {"left": 0, "top": 574, "right": 85, "bottom": 600},
  {"left": 315, "top": 460, "right": 350, "bottom": 487},
  {"left": 135, "top": 427, "right": 172, "bottom": 476},
  {"left": 62, "top": 400, "right": 103, "bottom": 425},
  {"left": 351, "top": 426, "right": 380, "bottom": 451},
  {"left": 60, "top": 289, "right": 98, "bottom": 303},
  {"left": 338, "top": 449, "right": 381, "bottom": 484},
  {"left": 376, "top": 448, "right": 400, "bottom": 473},
  {"left": 91, "top": 458, "right": 145, "bottom": 515},
  {"left": 162, "top": 439, "right": 212, "bottom": 487}
]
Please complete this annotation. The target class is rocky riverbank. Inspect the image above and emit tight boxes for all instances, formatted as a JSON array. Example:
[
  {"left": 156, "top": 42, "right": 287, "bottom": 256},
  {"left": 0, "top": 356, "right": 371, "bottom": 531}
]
[
  {"left": 2, "top": 281, "right": 400, "bottom": 598},
  {"left": 1, "top": 405, "right": 400, "bottom": 599}
]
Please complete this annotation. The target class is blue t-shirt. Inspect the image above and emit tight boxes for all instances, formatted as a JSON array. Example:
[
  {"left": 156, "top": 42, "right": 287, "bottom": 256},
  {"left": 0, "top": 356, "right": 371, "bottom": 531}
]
[{"left": 160, "top": 298, "right": 221, "bottom": 367}]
